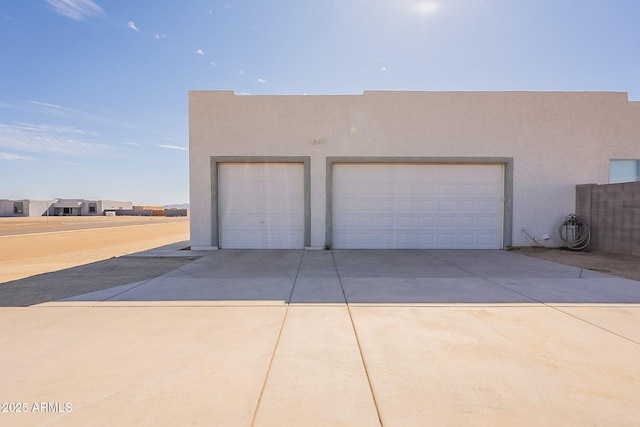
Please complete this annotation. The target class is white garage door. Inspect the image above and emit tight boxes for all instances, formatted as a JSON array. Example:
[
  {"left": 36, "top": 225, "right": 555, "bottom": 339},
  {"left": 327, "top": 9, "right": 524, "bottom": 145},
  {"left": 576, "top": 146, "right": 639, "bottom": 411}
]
[
  {"left": 332, "top": 163, "right": 504, "bottom": 249},
  {"left": 219, "top": 163, "right": 305, "bottom": 249}
]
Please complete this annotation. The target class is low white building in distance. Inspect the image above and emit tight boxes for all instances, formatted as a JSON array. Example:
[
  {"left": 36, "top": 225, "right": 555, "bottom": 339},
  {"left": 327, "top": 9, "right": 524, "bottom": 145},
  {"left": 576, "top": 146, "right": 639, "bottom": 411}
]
[{"left": 0, "top": 199, "right": 133, "bottom": 217}]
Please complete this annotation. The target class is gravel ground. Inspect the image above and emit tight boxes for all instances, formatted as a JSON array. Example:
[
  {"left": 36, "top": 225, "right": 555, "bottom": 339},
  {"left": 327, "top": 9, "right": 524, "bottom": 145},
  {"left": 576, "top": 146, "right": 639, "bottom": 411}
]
[{"left": 513, "top": 246, "right": 640, "bottom": 282}]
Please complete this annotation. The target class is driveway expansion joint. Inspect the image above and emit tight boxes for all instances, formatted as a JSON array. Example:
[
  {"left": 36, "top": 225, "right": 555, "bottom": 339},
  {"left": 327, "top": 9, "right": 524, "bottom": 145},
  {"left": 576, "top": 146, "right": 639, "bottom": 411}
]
[
  {"left": 332, "top": 250, "right": 384, "bottom": 427},
  {"left": 250, "top": 250, "right": 305, "bottom": 427},
  {"left": 550, "top": 306, "right": 640, "bottom": 347}
]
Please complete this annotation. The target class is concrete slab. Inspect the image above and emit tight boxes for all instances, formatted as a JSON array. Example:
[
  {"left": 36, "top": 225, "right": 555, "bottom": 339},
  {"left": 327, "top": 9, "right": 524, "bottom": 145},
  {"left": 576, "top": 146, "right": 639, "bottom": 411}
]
[
  {"left": 492, "top": 277, "right": 640, "bottom": 303},
  {"left": 553, "top": 306, "right": 640, "bottom": 343},
  {"left": 94, "top": 277, "right": 295, "bottom": 305},
  {"left": 297, "top": 250, "right": 339, "bottom": 278},
  {"left": 429, "top": 249, "right": 585, "bottom": 278},
  {"left": 156, "top": 268, "right": 200, "bottom": 279},
  {"left": 180, "top": 250, "right": 303, "bottom": 278},
  {"left": 253, "top": 306, "right": 380, "bottom": 426},
  {"left": 333, "top": 250, "right": 473, "bottom": 278},
  {"left": 351, "top": 306, "right": 640, "bottom": 426},
  {"left": 290, "top": 278, "right": 346, "bottom": 304},
  {"left": 0, "top": 306, "right": 285, "bottom": 427},
  {"left": 0, "top": 307, "right": 85, "bottom": 346},
  {"left": 4, "top": 248, "right": 640, "bottom": 425},
  {"left": 55, "top": 281, "right": 147, "bottom": 303},
  {"left": 342, "top": 277, "right": 538, "bottom": 304}
]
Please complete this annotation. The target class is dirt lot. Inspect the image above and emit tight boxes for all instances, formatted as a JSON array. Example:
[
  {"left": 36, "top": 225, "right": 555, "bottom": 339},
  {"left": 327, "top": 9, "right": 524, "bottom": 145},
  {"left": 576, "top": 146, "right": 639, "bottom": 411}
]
[
  {"left": 514, "top": 246, "right": 640, "bottom": 282},
  {"left": 0, "top": 216, "right": 190, "bottom": 283}
]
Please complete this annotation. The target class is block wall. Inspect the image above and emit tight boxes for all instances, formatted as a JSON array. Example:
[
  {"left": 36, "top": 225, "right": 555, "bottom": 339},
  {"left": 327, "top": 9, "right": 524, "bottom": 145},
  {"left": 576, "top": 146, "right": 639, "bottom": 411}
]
[{"left": 576, "top": 182, "right": 640, "bottom": 255}]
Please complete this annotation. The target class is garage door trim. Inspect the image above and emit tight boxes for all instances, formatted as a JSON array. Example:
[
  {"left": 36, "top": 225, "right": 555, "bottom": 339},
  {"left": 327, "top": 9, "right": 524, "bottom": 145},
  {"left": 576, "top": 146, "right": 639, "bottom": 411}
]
[
  {"left": 326, "top": 157, "right": 513, "bottom": 249},
  {"left": 211, "top": 156, "right": 311, "bottom": 248}
]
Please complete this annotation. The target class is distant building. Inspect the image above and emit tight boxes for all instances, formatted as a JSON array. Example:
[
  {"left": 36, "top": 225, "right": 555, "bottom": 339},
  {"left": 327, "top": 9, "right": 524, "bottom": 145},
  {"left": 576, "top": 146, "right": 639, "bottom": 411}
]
[
  {"left": 0, "top": 199, "right": 54, "bottom": 217},
  {"left": 114, "top": 206, "right": 188, "bottom": 217},
  {"left": 0, "top": 199, "right": 133, "bottom": 217}
]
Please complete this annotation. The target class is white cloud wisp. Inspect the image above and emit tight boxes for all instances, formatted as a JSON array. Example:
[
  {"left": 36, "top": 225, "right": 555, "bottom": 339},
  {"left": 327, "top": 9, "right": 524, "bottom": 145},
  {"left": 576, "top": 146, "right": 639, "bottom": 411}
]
[
  {"left": 45, "top": 0, "right": 105, "bottom": 21},
  {"left": 158, "top": 144, "right": 188, "bottom": 151},
  {"left": 0, "top": 151, "right": 32, "bottom": 161},
  {"left": 127, "top": 21, "right": 140, "bottom": 32},
  {"left": 0, "top": 122, "right": 107, "bottom": 156}
]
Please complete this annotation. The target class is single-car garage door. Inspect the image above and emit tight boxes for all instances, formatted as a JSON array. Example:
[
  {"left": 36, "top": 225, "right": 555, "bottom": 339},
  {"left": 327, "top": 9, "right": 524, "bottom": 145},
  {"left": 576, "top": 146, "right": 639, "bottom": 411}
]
[
  {"left": 332, "top": 163, "right": 504, "bottom": 249},
  {"left": 219, "top": 163, "right": 305, "bottom": 249}
]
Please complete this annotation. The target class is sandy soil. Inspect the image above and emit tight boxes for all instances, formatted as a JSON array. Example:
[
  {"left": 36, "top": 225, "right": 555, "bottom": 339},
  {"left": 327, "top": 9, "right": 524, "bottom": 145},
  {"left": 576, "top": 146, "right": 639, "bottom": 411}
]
[
  {"left": 513, "top": 246, "right": 640, "bottom": 282},
  {"left": 0, "top": 217, "right": 190, "bottom": 283}
]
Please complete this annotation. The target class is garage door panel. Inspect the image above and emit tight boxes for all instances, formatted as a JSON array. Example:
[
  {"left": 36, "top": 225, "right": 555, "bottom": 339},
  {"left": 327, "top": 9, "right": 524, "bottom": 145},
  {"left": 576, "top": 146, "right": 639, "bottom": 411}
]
[
  {"left": 332, "top": 163, "right": 503, "bottom": 249},
  {"left": 377, "top": 200, "right": 395, "bottom": 212},
  {"left": 397, "top": 214, "right": 417, "bottom": 228},
  {"left": 438, "top": 184, "right": 457, "bottom": 195},
  {"left": 478, "top": 234, "right": 500, "bottom": 247},
  {"left": 379, "top": 234, "right": 395, "bottom": 245},
  {"left": 458, "top": 184, "right": 477, "bottom": 196},
  {"left": 457, "top": 200, "right": 476, "bottom": 212},
  {"left": 478, "top": 200, "right": 500, "bottom": 213},
  {"left": 219, "top": 163, "right": 304, "bottom": 249},
  {"left": 419, "top": 216, "right": 436, "bottom": 228},
  {"left": 438, "top": 217, "right": 455, "bottom": 229},
  {"left": 457, "top": 234, "right": 475, "bottom": 246},
  {"left": 419, "top": 234, "right": 436, "bottom": 245},
  {"left": 477, "top": 183, "right": 501, "bottom": 196},
  {"left": 397, "top": 200, "right": 416, "bottom": 211},
  {"left": 360, "top": 214, "right": 375, "bottom": 227},
  {"left": 378, "top": 215, "right": 395, "bottom": 228},
  {"left": 437, "top": 200, "right": 456, "bottom": 212},
  {"left": 418, "top": 201, "right": 436, "bottom": 213},
  {"left": 438, "top": 234, "right": 455, "bottom": 245},
  {"left": 478, "top": 216, "right": 500, "bottom": 229},
  {"left": 459, "top": 217, "right": 475, "bottom": 228}
]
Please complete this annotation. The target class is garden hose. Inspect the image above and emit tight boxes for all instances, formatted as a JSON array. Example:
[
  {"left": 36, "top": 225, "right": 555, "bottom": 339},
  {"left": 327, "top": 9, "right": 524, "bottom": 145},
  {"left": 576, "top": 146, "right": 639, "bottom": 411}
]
[{"left": 558, "top": 213, "right": 591, "bottom": 251}]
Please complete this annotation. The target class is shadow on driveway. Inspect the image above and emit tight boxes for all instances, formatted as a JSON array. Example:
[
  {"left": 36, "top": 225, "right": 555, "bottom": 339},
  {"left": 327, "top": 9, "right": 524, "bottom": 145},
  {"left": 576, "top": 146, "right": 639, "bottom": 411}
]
[{"left": 0, "top": 257, "right": 196, "bottom": 307}]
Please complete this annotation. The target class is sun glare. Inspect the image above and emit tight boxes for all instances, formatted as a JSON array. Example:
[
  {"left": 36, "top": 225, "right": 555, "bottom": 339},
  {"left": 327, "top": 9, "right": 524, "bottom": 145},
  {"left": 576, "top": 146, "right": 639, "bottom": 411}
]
[{"left": 413, "top": 1, "right": 439, "bottom": 15}]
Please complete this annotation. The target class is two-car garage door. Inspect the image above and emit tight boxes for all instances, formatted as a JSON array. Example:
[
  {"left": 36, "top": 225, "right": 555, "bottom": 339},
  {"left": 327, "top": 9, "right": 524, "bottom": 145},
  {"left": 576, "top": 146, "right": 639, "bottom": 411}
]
[
  {"left": 217, "top": 162, "right": 504, "bottom": 249},
  {"left": 332, "top": 163, "right": 504, "bottom": 249}
]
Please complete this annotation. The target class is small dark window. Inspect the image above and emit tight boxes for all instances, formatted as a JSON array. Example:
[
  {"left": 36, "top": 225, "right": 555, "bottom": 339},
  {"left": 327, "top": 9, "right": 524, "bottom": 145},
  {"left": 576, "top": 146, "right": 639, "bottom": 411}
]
[
  {"left": 13, "top": 202, "right": 23, "bottom": 215},
  {"left": 63, "top": 207, "right": 72, "bottom": 215},
  {"left": 89, "top": 204, "right": 97, "bottom": 213}
]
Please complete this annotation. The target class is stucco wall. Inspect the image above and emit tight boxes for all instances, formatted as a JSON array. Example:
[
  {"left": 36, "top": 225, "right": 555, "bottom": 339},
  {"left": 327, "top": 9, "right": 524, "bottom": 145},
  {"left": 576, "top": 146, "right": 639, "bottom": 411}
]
[
  {"left": 0, "top": 200, "right": 16, "bottom": 216},
  {"left": 0, "top": 200, "right": 54, "bottom": 217},
  {"left": 189, "top": 91, "right": 640, "bottom": 249},
  {"left": 27, "top": 200, "right": 54, "bottom": 216}
]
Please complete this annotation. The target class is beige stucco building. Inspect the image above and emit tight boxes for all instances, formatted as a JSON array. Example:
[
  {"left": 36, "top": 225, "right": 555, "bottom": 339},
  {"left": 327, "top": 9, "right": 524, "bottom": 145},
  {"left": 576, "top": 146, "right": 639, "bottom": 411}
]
[{"left": 189, "top": 90, "right": 640, "bottom": 250}]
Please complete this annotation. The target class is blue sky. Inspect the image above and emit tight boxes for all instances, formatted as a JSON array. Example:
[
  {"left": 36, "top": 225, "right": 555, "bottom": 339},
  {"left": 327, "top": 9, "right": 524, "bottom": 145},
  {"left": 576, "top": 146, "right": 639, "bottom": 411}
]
[{"left": 1, "top": 0, "right": 639, "bottom": 205}]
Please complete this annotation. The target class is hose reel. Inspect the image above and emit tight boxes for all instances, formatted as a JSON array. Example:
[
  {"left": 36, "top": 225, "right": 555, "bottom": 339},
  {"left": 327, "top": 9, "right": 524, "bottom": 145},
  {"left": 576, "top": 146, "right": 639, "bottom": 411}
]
[{"left": 558, "top": 213, "right": 591, "bottom": 251}]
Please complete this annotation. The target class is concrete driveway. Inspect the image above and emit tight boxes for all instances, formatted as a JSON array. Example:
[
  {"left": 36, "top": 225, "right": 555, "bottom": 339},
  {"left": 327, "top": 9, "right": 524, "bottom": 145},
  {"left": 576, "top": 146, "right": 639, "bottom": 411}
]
[{"left": 1, "top": 249, "right": 639, "bottom": 426}]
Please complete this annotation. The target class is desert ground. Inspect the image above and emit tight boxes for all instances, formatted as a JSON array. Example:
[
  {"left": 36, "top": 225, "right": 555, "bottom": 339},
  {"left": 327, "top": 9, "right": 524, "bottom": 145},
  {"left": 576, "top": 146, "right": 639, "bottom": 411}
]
[
  {"left": 1, "top": 215, "right": 637, "bottom": 292},
  {"left": 514, "top": 246, "right": 640, "bottom": 282},
  {"left": 0, "top": 216, "right": 190, "bottom": 284}
]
